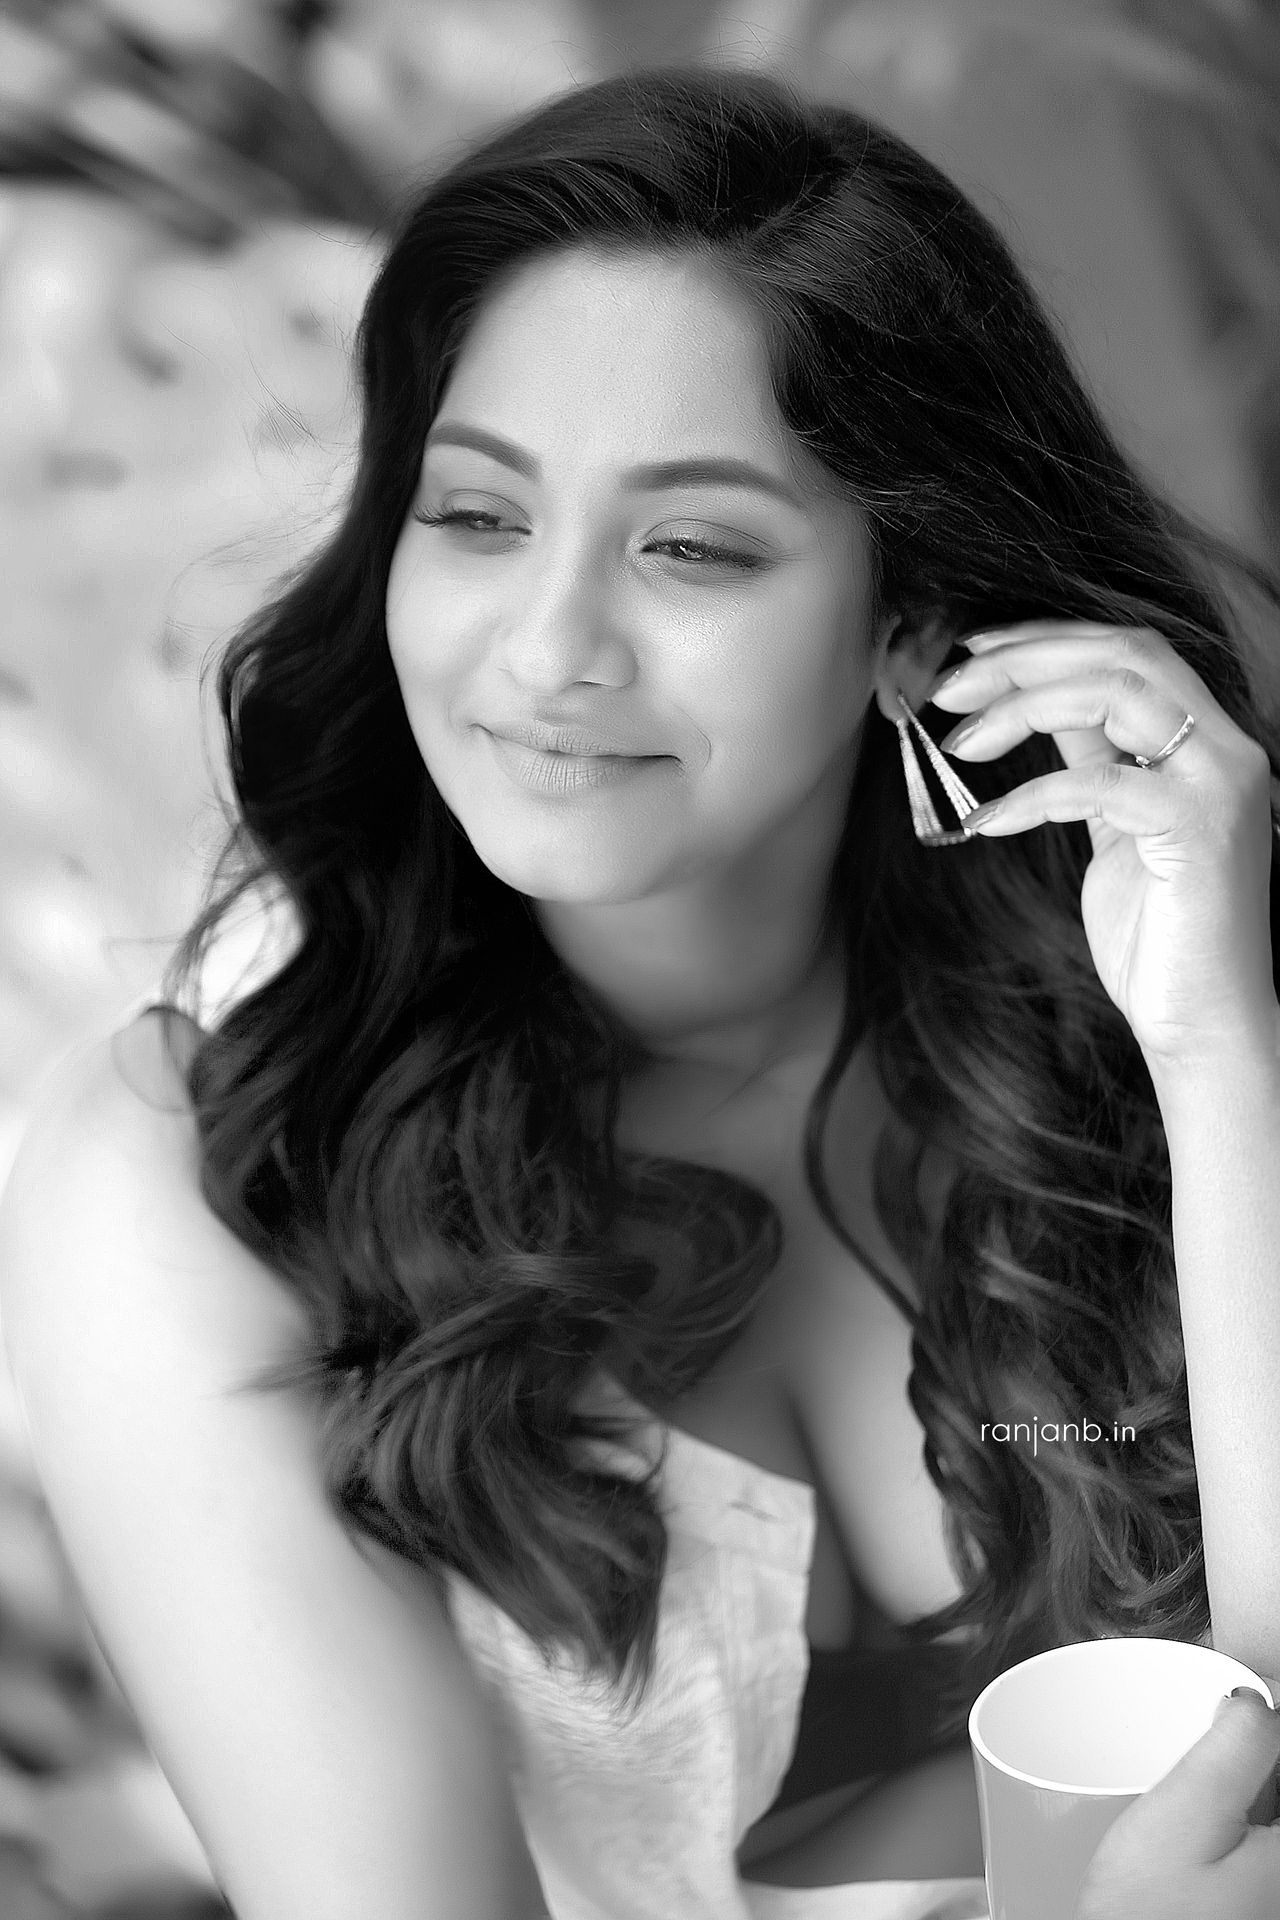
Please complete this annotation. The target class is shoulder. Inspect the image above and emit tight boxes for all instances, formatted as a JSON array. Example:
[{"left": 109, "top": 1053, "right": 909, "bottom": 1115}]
[
  {"left": 0, "top": 1019, "right": 539, "bottom": 1919},
  {"left": 5, "top": 1004, "right": 203, "bottom": 1200},
  {"left": 1, "top": 1009, "right": 189, "bottom": 1253},
  {"left": 0, "top": 1007, "right": 310, "bottom": 1401}
]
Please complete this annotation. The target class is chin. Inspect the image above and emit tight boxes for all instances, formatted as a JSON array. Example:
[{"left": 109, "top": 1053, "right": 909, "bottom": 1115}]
[{"left": 464, "top": 824, "right": 673, "bottom": 906}]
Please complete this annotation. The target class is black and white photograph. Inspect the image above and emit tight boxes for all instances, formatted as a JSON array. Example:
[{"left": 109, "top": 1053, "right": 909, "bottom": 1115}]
[{"left": 1, "top": 3, "right": 1280, "bottom": 1917}]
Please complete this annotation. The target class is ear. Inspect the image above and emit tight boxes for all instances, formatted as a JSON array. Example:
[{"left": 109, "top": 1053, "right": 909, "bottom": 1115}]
[{"left": 871, "top": 610, "right": 960, "bottom": 726}]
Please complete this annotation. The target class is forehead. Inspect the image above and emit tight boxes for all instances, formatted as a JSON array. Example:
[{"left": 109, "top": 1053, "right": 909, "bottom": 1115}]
[{"left": 434, "top": 247, "right": 826, "bottom": 490}]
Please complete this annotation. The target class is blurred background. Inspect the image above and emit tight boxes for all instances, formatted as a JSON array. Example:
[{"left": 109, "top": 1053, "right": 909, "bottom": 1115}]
[{"left": 0, "top": 0, "right": 1276, "bottom": 1912}]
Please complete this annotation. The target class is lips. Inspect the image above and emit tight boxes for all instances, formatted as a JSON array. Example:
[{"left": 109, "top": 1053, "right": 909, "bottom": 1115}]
[
  {"left": 484, "top": 720, "right": 661, "bottom": 759},
  {"left": 483, "top": 727, "right": 672, "bottom": 797}
]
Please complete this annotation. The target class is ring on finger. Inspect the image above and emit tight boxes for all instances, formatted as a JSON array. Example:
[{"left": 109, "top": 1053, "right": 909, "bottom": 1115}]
[{"left": 1132, "top": 712, "right": 1196, "bottom": 769}]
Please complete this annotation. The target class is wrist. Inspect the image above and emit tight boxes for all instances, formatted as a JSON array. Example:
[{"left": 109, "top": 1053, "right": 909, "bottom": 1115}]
[{"left": 1144, "top": 1009, "right": 1280, "bottom": 1126}]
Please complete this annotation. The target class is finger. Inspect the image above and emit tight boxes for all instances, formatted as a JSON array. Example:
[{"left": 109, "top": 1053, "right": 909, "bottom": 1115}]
[
  {"left": 935, "top": 630, "right": 1133, "bottom": 699},
  {"left": 961, "top": 622, "right": 1128, "bottom": 650},
  {"left": 930, "top": 635, "right": 1127, "bottom": 710},
  {"left": 956, "top": 622, "right": 1205, "bottom": 688},
  {"left": 1138, "top": 1690, "right": 1280, "bottom": 1862},
  {"left": 961, "top": 760, "right": 1198, "bottom": 840},
  {"left": 939, "top": 672, "right": 1196, "bottom": 774},
  {"left": 1227, "top": 1686, "right": 1280, "bottom": 1824},
  {"left": 931, "top": 628, "right": 1220, "bottom": 732}
]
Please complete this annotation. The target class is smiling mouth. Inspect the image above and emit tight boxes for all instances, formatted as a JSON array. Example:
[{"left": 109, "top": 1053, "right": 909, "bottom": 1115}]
[
  {"left": 484, "top": 722, "right": 665, "bottom": 759},
  {"left": 482, "top": 728, "right": 676, "bottom": 795},
  {"left": 529, "top": 745, "right": 635, "bottom": 759}
]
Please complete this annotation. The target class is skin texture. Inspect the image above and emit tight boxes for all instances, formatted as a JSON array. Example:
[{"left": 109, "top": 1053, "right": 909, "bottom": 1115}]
[
  {"left": 1073, "top": 1690, "right": 1280, "bottom": 1920},
  {"left": 384, "top": 246, "right": 945, "bottom": 1077}
]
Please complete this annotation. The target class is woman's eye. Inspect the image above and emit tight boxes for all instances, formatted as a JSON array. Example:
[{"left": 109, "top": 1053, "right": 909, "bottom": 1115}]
[
  {"left": 647, "top": 535, "right": 768, "bottom": 572},
  {"left": 411, "top": 511, "right": 766, "bottom": 572},
  {"left": 412, "top": 507, "right": 526, "bottom": 539}
]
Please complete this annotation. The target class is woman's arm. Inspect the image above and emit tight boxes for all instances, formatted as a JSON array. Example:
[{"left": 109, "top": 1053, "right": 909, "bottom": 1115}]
[
  {"left": 0, "top": 1021, "right": 548, "bottom": 1920},
  {"left": 1146, "top": 1030, "right": 1280, "bottom": 1686},
  {"left": 737, "top": 1742, "right": 982, "bottom": 1889}
]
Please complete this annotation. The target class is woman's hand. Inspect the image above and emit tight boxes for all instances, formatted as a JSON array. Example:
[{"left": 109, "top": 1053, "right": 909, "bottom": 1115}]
[
  {"left": 929, "top": 621, "right": 1278, "bottom": 1073},
  {"left": 1073, "top": 1687, "right": 1280, "bottom": 1919}
]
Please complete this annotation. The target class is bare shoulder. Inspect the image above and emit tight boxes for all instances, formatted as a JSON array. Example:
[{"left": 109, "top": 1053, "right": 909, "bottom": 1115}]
[
  {"left": 4, "top": 1005, "right": 204, "bottom": 1221},
  {"left": 10, "top": 1003, "right": 211, "bottom": 1214},
  {"left": 0, "top": 1012, "right": 544, "bottom": 1919},
  {"left": 0, "top": 1006, "right": 309, "bottom": 1364}
]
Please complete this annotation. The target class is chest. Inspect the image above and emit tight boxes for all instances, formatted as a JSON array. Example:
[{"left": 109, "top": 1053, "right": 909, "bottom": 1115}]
[{"left": 607, "top": 1049, "right": 965, "bottom": 1647}]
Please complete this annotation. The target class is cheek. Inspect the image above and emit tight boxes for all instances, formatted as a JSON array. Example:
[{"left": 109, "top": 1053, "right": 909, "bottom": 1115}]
[
  {"left": 697, "top": 606, "right": 870, "bottom": 781},
  {"left": 385, "top": 561, "right": 469, "bottom": 700},
  {"left": 383, "top": 549, "right": 420, "bottom": 676}
]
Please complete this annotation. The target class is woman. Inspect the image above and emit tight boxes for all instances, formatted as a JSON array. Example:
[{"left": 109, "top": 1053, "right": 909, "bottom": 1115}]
[{"left": 3, "top": 64, "right": 1280, "bottom": 1920}]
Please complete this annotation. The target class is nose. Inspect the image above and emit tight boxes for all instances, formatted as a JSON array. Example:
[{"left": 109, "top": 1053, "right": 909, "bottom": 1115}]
[{"left": 494, "top": 540, "right": 636, "bottom": 694}]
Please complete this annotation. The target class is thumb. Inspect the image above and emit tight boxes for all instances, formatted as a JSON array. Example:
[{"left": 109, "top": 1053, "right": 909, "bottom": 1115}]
[{"left": 1140, "top": 1688, "right": 1280, "bottom": 1860}]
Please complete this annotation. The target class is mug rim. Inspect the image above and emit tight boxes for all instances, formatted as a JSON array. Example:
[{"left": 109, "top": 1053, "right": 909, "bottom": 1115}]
[{"left": 967, "top": 1636, "right": 1274, "bottom": 1795}]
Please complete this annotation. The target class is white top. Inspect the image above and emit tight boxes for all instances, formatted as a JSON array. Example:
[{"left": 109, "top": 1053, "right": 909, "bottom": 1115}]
[
  {"left": 443, "top": 1372, "right": 989, "bottom": 1920},
  {"left": 115, "top": 953, "right": 988, "bottom": 1920}
]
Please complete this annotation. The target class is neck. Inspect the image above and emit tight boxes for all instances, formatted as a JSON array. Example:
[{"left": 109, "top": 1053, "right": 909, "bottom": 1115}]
[{"left": 534, "top": 791, "right": 850, "bottom": 1094}]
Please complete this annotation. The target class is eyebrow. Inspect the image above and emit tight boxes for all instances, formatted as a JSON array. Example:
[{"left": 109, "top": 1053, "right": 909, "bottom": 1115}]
[{"left": 422, "top": 422, "right": 807, "bottom": 511}]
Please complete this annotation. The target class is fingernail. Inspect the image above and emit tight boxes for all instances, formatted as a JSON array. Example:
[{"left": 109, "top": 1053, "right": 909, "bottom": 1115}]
[
  {"left": 1219, "top": 1686, "right": 1279, "bottom": 1722},
  {"left": 962, "top": 799, "right": 1002, "bottom": 833},
  {"left": 940, "top": 717, "right": 982, "bottom": 753},
  {"left": 926, "top": 666, "right": 967, "bottom": 703},
  {"left": 1230, "top": 1686, "right": 1274, "bottom": 1709}
]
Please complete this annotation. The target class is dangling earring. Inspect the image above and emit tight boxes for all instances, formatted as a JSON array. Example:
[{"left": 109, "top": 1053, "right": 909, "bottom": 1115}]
[{"left": 893, "top": 690, "right": 983, "bottom": 846}]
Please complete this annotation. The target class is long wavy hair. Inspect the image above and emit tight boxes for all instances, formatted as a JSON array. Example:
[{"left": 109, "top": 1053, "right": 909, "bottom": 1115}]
[{"left": 162, "top": 65, "right": 1280, "bottom": 1732}]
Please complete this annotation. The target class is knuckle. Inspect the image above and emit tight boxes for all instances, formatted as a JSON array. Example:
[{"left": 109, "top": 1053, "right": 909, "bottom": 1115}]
[
  {"left": 1098, "top": 760, "right": 1128, "bottom": 795},
  {"left": 1112, "top": 628, "right": 1153, "bottom": 668},
  {"left": 1109, "top": 667, "right": 1148, "bottom": 698}
]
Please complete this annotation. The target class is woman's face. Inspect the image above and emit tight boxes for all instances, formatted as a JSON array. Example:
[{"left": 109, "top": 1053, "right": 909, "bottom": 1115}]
[{"left": 385, "top": 247, "right": 887, "bottom": 905}]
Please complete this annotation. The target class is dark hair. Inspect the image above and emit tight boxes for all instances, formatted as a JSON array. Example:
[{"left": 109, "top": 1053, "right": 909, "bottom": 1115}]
[{"left": 164, "top": 65, "right": 1280, "bottom": 1732}]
